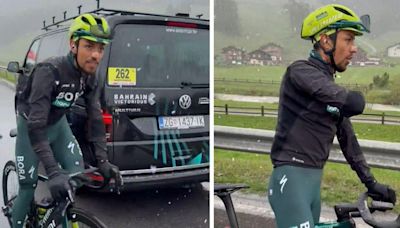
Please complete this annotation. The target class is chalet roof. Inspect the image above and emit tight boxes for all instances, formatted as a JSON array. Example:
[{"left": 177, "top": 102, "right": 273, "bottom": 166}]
[
  {"left": 248, "top": 50, "right": 271, "bottom": 59},
  {"left": 260, "top": 42, "right": 283, "bottom": 50},
  {"left": 222, "top": 46, "right": 243, "bottom": 52},
  {"left": 387, "top": 43, "right": 400, "bottom": 50}
]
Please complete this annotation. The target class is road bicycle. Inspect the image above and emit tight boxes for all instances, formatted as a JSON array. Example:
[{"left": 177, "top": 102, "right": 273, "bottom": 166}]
[
  {"left": 2, "top": 160, "right": 108, "bottom": 228},
  {"left": 214, "top": 183, "right": 400, "bottom": 228},
  {"left": 1, "top": 130, "right": 111, "bottom": 228}
]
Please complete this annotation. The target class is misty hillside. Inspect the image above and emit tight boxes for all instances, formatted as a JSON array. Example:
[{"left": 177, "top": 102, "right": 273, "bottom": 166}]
[{"left": 215, "top": 0, "right": 400, "bottom": 62}]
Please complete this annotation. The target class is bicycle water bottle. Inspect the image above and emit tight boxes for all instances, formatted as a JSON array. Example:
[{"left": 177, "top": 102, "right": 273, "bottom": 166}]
[{"left": 37, "top": 197, "right": 53, "bottom": 220}]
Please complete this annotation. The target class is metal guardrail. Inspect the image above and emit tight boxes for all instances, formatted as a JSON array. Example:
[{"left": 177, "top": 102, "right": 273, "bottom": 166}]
[
  {"left": 215, "top": 105, "right": 400, "bottom": 125},
  {"left": 215, "top": 125, "right": 400, "bottom": 171}
]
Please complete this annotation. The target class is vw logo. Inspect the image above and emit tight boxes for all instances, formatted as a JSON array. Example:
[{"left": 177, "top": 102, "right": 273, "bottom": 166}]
[
  {"left": 179, "top": 94, "right": 191, "bottom": 109},
  {"left": 148, "top": 93, "right": 156, "bottom": 106}
]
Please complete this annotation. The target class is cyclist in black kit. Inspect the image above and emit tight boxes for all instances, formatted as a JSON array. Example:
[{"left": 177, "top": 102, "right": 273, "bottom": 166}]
[
  {"left": 12, "top": 13, "right": 120, "bottom": 227},
  {"left": 268, "top": 4, "right": 396, "bottom": 228}
]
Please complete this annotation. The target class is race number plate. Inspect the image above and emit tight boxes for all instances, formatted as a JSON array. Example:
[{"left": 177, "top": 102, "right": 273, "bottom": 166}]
[
  {"left": 108, "top": 67, "right": 136, "bottom": 86},
  {"left": 158, "top": 116, "right": 205, "bottom": 130}
]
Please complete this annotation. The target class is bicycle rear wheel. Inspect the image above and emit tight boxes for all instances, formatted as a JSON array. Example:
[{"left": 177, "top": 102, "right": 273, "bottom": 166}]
[
  {"left": 2, "top": 160, "right": 19, "bottom": 226},
  {"left": 67, "top": 207, "right": 107, "bottom": 228}
]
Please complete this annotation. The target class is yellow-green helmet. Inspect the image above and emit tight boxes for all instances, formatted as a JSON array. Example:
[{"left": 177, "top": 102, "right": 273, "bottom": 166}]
[
  {"left": 69, "top": 13, "right": 111, "bottom": 44},
  {"left": 301, "top": 4, "right": 370, "bottom": 41}
]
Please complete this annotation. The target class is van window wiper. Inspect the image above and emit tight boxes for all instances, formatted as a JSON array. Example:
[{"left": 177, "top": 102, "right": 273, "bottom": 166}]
[
  {"left": 180, "top": 81, "right": 209, "bottom": 88},
  {"left": 181, "top": 81, "right": 193, "bottom": 87}
]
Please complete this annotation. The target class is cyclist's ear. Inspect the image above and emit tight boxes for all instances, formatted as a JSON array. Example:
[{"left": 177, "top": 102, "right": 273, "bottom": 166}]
[{"left": 70, "top": 40, "right": 78, "bottom": 54}]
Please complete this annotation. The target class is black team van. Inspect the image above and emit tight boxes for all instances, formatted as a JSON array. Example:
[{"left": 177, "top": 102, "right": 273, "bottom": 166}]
[{"left": 9, "top": 8, "right": 209, "bottom": 189}]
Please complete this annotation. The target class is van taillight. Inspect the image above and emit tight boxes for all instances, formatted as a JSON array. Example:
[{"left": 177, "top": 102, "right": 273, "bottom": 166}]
[
  {"left": 102, "top": 109, "right": 112, "bottom": 141},
  {"left": 166, "top": 21, "right": 197, "bottom": 28}
]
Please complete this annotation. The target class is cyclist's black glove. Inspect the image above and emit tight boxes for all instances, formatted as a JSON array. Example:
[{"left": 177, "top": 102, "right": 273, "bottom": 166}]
[
  {"left": 366, "top": 181, "right": 396, "bottom": 205},
  {"left": 48, "top": 171, "right": 72, "bottom": 202},
  {"left": 98, "top": 160, "right": 121, "bottom": 185}
]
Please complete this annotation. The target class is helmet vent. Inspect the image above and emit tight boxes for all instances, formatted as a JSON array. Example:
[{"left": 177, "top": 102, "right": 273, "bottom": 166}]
[
  {"left": 81, "top": 16, "right": 90, "bottom": 24},
  {"left": 333, "top": 6, "right": 353, "bottom": 17},
  {"left": 94, "top": 18, "right": 103, "bottom": 25}
]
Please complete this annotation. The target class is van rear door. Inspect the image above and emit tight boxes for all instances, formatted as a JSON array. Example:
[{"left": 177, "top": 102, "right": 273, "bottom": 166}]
[{"left": 104, "top": 19, "right": 209, "bottom": 171}]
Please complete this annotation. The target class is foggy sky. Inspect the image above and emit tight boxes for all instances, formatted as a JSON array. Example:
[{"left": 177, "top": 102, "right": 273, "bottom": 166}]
[
  {"left": 214, "top": 0, "right": 400, "bottom": 61},
  {"left": 0, "top": 0, "right": 209, "bottom": 62}
]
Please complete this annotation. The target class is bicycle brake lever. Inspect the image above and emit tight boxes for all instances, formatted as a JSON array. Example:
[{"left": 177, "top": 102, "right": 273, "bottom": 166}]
[{"left": 67, "top": 189, "right": 75, "bottom": 204}]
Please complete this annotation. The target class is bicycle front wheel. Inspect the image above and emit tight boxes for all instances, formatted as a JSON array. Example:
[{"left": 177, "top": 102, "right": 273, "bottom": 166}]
[
  {"left": 2, "top": 160, "right": 19, "bottom": 226},
  {"left": 67, "top": 207, "right": 107, "bottom": 228}
]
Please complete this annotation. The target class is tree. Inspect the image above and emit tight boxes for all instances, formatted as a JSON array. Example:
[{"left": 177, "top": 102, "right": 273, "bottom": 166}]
[
  {"left": 283, "top": 0, "right": 310, "bottom": 33},
  {"left": 215, "top": 0, "right": 240, "bottom": 36},
  {"left": 372, "top": 72, "right": 390, "bottom": 88},
  {"left": 166, "top": 0, "right": 193, "bottom": 16}
]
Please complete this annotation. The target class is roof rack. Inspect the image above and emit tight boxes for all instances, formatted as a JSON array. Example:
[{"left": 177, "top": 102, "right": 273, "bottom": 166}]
[{"left": 42, "top": 5, "right": 205, "bottom": 31}]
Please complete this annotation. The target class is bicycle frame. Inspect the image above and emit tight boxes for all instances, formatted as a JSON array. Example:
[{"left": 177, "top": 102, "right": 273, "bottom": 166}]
[
  {"left": 33, "top": 172, "right": 100, "bottom": 228},
  {"left": 315, "top": 221, "right": 354, "bottom": 228},
  {"left": 27, "top": 196, "right": 78, "bottom": 228}
]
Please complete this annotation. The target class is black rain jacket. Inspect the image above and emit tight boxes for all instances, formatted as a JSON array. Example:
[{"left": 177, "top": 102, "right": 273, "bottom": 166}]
[
  {"left": 271, "top": 54, "right": 374, "bottom": 184},
  {"left": 16, "top": 52, "right": 108, "bottom": 174}
]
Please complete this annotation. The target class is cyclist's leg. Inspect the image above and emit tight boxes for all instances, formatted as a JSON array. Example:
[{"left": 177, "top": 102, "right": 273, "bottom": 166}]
[
  {"left": 268, "top": 165, "right": 322, "bottom": 228},
  {"left": 11, "top": 115, "right": 39, "bottom": 228},
  {"left": 311, "top": 184, "right": 322, "bottom": 224},
  {"left": 49, "top": 115, "right": 84, "bottom": 174}
]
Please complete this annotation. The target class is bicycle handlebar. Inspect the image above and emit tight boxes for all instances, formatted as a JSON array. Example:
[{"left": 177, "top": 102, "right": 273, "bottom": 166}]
[
  {"left": 336, "top": 192, "right": 400, "bottom": 227},
  {"left": 357, "top": 192, "right": 400, "bottom": 228}
]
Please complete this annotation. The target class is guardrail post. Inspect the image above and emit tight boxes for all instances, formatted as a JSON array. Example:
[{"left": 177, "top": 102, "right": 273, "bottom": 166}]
[
  {"left": 382, "top": 112, "right": 385, "bottom": 125},
  {"left": 225, "top": 104, "right": 228, "bottom": 115},
  {"left": 261, "top": 106, "right": 264, "bottom": 116}
]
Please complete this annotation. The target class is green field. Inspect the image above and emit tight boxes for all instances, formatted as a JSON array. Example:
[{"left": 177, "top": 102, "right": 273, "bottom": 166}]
[
  {"left": 215, "top": 65, "right": 400, "bottom": 85},
  {"left": 215, "top": 149, "right": 400, "bottom": 212},
  {"left": 215, "top": 65, "right": 400, "bottom": 102}
]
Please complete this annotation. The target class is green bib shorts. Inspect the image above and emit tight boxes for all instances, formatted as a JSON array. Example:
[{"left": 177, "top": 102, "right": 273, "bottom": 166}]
[
  {"left": 268, "top": 165, "right": 323, "bottom": 228},
  {"left": 12, "top": 115, "right": 84, "bottom": 227}
]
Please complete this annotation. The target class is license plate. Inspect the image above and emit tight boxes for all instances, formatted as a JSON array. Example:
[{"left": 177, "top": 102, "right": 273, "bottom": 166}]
[{"left": 158, "top": 116, "right": 205, "bottom": 130}]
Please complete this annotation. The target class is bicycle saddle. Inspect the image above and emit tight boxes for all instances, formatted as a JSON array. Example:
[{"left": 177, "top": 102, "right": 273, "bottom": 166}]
[{"left": 214, "top": 183, "right": 249, "bottom": 195}]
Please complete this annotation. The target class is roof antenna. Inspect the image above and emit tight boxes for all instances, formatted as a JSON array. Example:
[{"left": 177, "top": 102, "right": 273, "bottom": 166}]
[
  {"left": 43, "top": 20, "right": 46, "bottom": 29},
  {"left": 96, "top": 0, "right": 100, "bottom": 9},
  {"left": 78, "top": 5, "right": 82, "bottom": 14},
  {"left": 52, "top": 16, "right": 55, "bottom": 24},
  {"left": 63, "top": 11, "right": 67, "bottom": 20}
]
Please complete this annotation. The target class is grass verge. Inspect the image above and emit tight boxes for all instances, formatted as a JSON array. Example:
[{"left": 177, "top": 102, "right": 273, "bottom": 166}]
[
  {"left": 215, "top": 149, "right": 400, "bottom": 213},
  {"left": 0, "top": 69, "right": 16, "bottom": 84}
]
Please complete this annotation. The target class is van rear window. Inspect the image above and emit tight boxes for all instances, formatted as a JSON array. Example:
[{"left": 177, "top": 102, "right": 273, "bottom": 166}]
[{"left": 108, "top": 23, "right": 209, "bottom": 87}]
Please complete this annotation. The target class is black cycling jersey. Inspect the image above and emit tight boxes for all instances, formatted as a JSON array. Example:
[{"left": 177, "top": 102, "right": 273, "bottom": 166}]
[
  {"left": 271, "top": 54, "right": 374, "bottom": 184},
  {"left": 16, "top": 52, "right": 108, "bottom": 174}
]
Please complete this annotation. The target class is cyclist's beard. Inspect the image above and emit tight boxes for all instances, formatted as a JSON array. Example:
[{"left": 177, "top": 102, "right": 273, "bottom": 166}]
[{"left": 82, "top": 58, "right": 99, "bottom": 75}]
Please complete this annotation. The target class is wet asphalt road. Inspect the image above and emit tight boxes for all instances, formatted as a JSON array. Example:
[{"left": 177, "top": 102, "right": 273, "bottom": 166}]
[
  {"left": 0, "top": 82, "right": 209, "bottom": 228},
  {"left": 214, "top": 209, "right": 275, "bottom": 228}
]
